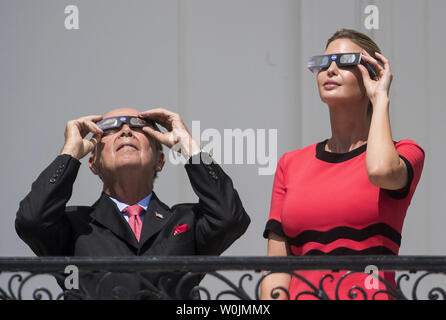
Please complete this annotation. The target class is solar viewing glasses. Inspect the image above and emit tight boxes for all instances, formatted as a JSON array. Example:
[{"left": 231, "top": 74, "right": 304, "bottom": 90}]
[
  {"left": 97, "top": 116, "right": 160, "bottom": 133},
  {"left": 308, "top": 52, "right": 379, "bottom": 79}
]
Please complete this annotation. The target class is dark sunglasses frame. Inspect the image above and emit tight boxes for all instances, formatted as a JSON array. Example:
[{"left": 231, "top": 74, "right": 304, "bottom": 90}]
[
  {"left": 308, "top": 52, "right": 379, "bottom": 79},
  {"left": 97, "top": 116, "right": 160, "bottom": 132}
]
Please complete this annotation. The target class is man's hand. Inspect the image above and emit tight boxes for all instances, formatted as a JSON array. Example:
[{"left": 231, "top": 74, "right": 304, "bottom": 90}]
[
  {"left": 60, "top": 115, "right": 103, "bottom": 160},
  {"left": 139, "top": 108, "right": 200, "bottom": 158}
]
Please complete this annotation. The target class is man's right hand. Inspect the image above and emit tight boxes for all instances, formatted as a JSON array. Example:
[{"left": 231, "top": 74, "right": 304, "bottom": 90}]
[{"left": 60, "top": 115, "right": 103, "bottom": 160}]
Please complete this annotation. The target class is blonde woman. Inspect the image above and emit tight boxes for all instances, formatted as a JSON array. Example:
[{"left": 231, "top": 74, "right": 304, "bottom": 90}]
[{"left": 261, "top": 29, "right": 425, "bottom": 300}]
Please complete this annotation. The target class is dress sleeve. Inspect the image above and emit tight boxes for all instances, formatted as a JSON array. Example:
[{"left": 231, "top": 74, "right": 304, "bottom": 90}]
[
  {"left": 385, "top": 140, "right": 425, "bottom": 200},
  {"left": 263, "top": 154, "right": 287, "bottom": 239}
]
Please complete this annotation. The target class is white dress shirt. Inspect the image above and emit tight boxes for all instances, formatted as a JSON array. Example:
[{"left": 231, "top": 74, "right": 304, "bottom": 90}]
[{"left": 109, "top": 193, "right": 153, "bottom": 223}]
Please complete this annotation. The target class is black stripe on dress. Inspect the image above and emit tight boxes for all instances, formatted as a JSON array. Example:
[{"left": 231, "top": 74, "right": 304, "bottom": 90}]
[
  {"left": 287, "top": 223, "right": 402, "bottom": 248},
  {"left": 304, "top": 246, "right": 397, "bottom": 256}
]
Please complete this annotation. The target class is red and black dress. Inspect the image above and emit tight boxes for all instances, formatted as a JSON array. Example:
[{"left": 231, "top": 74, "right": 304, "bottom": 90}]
[{"left": 263, "top": 139, "right": 425, "bottom": 300}]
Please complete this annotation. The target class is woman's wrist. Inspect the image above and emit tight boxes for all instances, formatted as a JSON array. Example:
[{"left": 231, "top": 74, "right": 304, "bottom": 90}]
[{"left": 371, "top": 94, "right": 390, "bottom": 108}]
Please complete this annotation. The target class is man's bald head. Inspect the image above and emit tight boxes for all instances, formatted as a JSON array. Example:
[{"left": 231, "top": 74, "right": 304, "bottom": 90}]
[
  {"left": 88, "top": 107, "right": 165, "bottom": 185},
  {"left": 102, "top": 107, "right": 140, "bottom": 119}
]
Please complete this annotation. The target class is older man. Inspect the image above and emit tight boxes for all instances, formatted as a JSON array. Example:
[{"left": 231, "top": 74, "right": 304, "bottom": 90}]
[{"left": 15, "top": 107, "right": 250, "bottom": 299}]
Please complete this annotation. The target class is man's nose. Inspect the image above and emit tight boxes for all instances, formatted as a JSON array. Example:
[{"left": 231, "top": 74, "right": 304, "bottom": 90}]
[{"left": 119, "top": 124, "right": 133, "bottom": 137}]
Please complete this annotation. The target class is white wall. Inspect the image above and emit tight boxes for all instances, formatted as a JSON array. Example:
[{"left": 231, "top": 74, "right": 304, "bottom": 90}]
[
  {"left": 177, "top": 0, "right": 445, "bottom": 297},
  {"left": 178, "top": 0, "right": 302, "bottom": 256},
  {"left": 178, "top": 0, "right": 446, "bottom": 256}
]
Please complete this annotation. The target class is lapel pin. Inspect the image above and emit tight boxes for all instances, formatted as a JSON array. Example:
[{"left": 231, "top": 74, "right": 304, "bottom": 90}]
[{"left": 155, "top": 211, "right": 164, "bottom": 219}]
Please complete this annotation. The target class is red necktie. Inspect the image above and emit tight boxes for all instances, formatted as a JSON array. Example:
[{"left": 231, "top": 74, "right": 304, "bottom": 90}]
[{"left": 123, "top": 205, "right": 144, "bottom": 242}]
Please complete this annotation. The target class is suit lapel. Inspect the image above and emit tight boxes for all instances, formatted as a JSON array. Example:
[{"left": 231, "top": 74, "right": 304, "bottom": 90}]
[
  {"left": 139, "top": 192, "right": 173, "bottom": 247},
  {"left": 90, "top": 193, "right": 139, "bottom": 249}
]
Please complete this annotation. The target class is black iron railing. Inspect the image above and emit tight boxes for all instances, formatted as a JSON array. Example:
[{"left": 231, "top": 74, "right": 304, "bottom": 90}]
[{"left": 0, "top": 256, "right": 445, "bottom": 300}]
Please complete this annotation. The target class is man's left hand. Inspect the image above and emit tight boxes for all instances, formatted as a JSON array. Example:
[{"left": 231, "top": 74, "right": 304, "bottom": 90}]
[{"left": 139, "top": 108, "right": 200, "bottom": 158}]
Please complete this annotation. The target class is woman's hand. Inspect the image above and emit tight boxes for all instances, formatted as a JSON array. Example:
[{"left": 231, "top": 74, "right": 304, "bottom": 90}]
[
  {"left": 138, "top": 107, "right": 200, "bottom": 158},
  {"left": 358, "top": 52, "right": 393, "bottom": 105}
]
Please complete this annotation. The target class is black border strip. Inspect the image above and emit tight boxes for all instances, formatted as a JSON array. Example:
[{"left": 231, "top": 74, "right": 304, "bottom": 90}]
[
  {"left": 316, "top": 139, "right": 367, "bottom": 163},
  {"left": 385, "top": 155, "right": 414, "bottom": 200},
  {"left": 263, "top": 219, "right": 286, "bottom": 238}
]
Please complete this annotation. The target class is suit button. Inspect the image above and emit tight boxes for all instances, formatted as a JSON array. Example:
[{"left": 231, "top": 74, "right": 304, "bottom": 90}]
[
  {"left": 209, "top": 171, "right": 218, "bottom": 180},
  {"left": 49, "top": 178, "right": 56, "bottom": 184}
]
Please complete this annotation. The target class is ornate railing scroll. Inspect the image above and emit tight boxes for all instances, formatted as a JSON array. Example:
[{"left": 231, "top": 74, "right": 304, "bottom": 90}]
[{"left": 0, "top": 256, "right": 445, "bottom": 300}]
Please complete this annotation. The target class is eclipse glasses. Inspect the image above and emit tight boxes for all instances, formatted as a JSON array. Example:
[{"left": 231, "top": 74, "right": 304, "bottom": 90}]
[
  {"left": 97, "top": 116, "right": 160, "bottom": 132},
  {"left": 308, "top": 52, "right": 379, "bottom": 79}
]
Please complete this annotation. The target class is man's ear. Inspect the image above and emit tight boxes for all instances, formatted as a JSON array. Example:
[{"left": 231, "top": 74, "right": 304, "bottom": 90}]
[
  {"left": 156, "top": 151, "right": 166, "bottom": 173},
  {"left": 88, "top": 154, "right": 100, "bottom": 175}
]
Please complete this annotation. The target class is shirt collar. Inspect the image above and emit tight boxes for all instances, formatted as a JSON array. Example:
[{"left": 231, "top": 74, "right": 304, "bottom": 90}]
[{"left": 109, "top": 193, "right": 153, "bottom": 213}]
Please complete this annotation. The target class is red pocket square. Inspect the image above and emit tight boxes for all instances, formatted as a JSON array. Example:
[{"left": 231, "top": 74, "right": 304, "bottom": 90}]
[{"left": 174, "top": 224, "right": 188, "bottom": 236}]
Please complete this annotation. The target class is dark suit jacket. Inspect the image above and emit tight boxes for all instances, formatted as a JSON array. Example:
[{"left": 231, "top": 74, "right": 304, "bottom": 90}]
[{"left": 15, "top": 152, "right": 250, "bottom": 299}]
